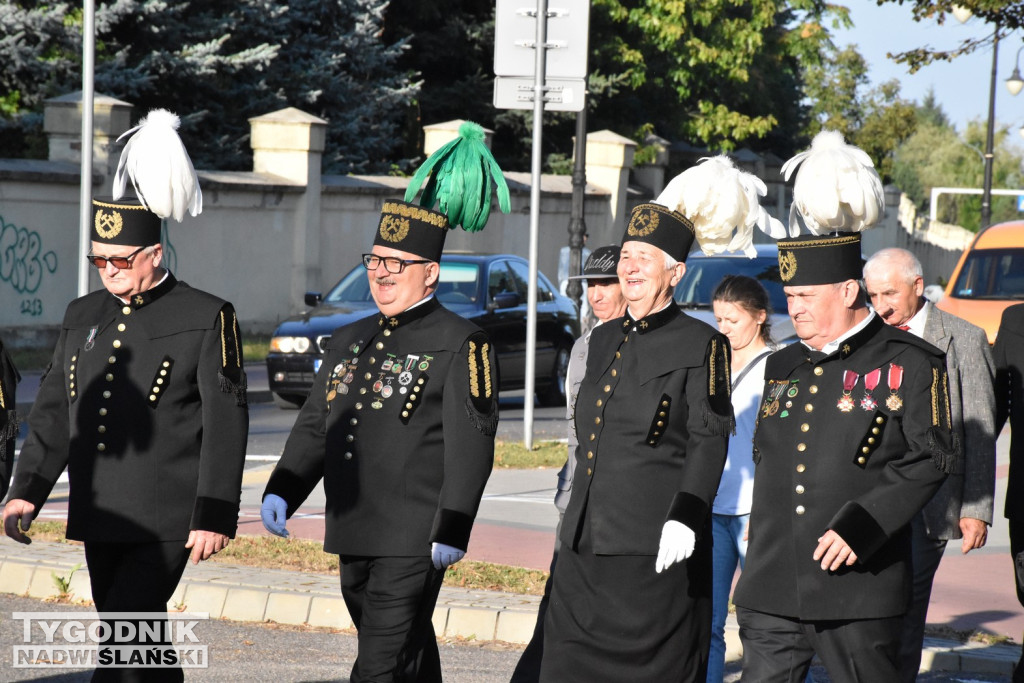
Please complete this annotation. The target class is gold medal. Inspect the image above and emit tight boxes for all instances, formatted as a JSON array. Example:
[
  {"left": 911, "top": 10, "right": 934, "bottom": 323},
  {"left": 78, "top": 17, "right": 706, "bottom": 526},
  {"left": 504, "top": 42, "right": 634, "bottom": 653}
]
[
  {"left": 837, "top": 394, "right": 856, "bottom": 412},
  {"left": 327, "top": 389, "right": 337, "bottom": 401},
  {"left": 885, "top": 393, "right": 903, "bottom": 411}
]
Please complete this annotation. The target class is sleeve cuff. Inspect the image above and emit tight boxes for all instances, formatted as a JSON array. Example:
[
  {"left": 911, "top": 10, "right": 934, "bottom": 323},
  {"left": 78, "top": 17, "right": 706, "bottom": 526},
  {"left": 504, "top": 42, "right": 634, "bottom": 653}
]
[
  {"left": 190, "top": 496, "right": 240, "bottom": 538},
  {"left": 9, "top": 472, "right": 57, "bottom": 510},
  {"left": 666, "top": 491, "right": 709, "bottom": 537},
  {"left": 827, "top": 500, "right": 888, "bottom": 560},
  {"left": 432, "top": 508, "right": 475, "bottom": 551}
]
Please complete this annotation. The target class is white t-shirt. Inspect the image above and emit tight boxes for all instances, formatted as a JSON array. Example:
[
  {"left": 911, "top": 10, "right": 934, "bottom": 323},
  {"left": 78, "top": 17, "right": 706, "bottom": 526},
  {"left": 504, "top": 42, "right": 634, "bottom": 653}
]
[{"left": 713, "top": 350, "right": 771, "bottom": 516}]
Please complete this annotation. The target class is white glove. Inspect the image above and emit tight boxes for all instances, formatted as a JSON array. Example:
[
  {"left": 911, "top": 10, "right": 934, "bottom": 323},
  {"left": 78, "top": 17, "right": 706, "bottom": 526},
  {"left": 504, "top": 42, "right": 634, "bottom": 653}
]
[
  {"left": 260, "top": 494, "right": 290, "bottom": 538},
  {"left": 431, "top": 542, "right": 466, "bottom": 569},
  {"left": 655, "top": 520, "right": 696, "bottom": 574}
]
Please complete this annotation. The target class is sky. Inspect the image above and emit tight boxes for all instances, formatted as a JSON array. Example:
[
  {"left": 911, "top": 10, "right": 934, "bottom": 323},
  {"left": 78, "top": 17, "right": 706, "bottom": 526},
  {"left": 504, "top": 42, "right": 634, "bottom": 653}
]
[{"left": 832, "top": 1, "right": 1024, "bottom": 138}]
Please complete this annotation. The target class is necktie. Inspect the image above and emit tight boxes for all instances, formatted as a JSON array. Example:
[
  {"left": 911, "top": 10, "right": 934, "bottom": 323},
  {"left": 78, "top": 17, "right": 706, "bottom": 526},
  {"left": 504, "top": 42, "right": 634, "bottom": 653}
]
[{"left": 896, "top": 324, "right": 910, "bottom": 331}]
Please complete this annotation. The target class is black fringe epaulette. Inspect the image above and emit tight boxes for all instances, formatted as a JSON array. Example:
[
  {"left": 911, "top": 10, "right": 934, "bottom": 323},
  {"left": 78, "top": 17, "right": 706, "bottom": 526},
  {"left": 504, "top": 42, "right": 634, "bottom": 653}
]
[
  {"left": 465, "top": 398, "right": 498, "bottom": 437},
  {"left": 928, "top": 427, "right": 962, "bottom": 475},
  {"left": 0, "top": 410, "right": 19, "bottom": 461},
  {"left": 219, "top": 371, "right": 248, "bottom": 407},
  {"left": 702, "top": 398, "right": 736, "bottom": 437}
]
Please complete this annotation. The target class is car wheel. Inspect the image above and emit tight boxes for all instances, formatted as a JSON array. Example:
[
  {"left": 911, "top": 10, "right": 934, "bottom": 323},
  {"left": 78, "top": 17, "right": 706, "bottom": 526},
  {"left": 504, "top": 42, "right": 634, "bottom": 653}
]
[
  {"left": 538, "top": 344, "right": 571, "bottom": 407},
  {"left": 272, "top": 392, "right": 306, "bottom": 410}
]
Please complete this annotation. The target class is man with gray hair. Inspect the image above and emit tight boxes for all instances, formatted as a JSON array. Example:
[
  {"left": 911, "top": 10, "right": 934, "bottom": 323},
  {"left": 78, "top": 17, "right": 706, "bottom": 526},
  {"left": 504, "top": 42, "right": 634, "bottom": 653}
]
[{"left": 863, "top": 246, "right": 996, "bottom": 682}]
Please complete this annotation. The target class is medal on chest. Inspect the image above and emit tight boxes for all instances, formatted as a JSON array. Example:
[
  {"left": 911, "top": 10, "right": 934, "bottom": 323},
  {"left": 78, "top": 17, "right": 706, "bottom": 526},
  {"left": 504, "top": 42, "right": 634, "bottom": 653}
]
[
  {"left": 885, "top": 363, "right": 904, "bottom": 412},
  {"left": 762, "top": 380, "right": 788, "bottom": 418},
  {"left": 837, "top": 370, "right": 859, "bottom": 412},
  {"left": 860, "top": 368, "right": 881, "bottom": 411}
]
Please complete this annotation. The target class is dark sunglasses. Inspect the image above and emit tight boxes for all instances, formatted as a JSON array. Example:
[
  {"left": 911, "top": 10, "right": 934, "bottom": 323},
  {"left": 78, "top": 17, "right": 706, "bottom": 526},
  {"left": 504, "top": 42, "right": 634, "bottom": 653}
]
[
  {"left": 361, "top": 253, "right": 431, "bottom": 274},
  {"left": 86, "top": 246, "right": 148, "bottom": 270}
]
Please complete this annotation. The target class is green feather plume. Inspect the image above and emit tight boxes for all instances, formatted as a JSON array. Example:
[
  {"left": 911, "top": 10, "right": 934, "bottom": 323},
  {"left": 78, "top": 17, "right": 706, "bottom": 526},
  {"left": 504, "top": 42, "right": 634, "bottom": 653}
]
[{"left": 405, "top": 121, "right": 511, "bottom": 232}]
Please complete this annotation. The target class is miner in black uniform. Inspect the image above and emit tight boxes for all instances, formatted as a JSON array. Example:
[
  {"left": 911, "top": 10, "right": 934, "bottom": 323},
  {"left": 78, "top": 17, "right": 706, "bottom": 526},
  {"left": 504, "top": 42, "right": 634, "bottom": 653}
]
[
  {"left": 0, "top": 336, "right": 19, "bottom": 500},
  {"left": 261, "top": 122, "right": 505, "bottom": 683},
  {"left": 539, "top": 202, "right": 734, "bottom": 682},
  {"left": 733, "top": 131, "right": 957, "bottom": 682},
  {"left": 3, "top": 110, "right": 248, "bottom": 683}
]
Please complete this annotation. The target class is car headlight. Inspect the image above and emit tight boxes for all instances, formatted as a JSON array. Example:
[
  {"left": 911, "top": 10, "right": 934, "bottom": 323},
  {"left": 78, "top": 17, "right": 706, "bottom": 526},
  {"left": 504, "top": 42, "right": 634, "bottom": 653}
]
[{"left": 270, "top": 336, "right": 312, "bottom": 353}]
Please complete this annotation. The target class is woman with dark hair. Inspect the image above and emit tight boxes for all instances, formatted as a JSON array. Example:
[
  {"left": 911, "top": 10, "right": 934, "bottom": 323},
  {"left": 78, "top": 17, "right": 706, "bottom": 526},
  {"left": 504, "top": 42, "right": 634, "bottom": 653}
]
[{"left": 707, "top": 274, "right": 775, "bottom": 683}]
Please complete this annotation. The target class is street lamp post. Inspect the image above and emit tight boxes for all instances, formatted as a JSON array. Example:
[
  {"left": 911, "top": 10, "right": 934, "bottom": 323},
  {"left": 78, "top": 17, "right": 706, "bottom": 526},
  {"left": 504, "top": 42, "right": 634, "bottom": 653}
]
[{"left": 982, "top": 28, "right": 999, "bottom": 231}]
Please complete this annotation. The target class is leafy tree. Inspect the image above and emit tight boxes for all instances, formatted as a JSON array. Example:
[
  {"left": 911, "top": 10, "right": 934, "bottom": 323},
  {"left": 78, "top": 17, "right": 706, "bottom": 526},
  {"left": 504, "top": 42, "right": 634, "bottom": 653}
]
[
  {"left": 2, "top": 0, "right": 417, "bottom": 173},
  {"left": 852, "top": 81, "right": 917, "bottom": 184}
]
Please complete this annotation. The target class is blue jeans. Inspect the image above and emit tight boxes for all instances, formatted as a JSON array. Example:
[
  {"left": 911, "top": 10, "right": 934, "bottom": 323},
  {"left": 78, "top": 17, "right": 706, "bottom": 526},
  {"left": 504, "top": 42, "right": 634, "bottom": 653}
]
[{"left": 707, "top": 513, "right": 748, "bottom": 683}]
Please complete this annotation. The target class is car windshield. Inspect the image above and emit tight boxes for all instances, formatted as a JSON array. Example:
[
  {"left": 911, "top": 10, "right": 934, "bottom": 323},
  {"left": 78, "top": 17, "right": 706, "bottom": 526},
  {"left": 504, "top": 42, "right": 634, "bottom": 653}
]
[
  {"left": 324, "top": 264, "right": 373, "bottom": 303},
  {"left": 951, "top": 248, "right": 1024, "bottom": 300},
  {"left": 674, "top": 254, "right": 788, "bottom": 312}
]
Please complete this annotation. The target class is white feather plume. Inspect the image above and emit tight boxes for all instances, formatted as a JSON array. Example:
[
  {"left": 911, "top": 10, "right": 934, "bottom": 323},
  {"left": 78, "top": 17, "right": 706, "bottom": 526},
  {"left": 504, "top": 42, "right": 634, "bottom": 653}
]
[
  {"left": 654, "top": 155, "right": 786, "bottom": 257},
  {"left": 780, "top": 130, "right": 883, "bottom": 235},
  {"left": 112, "top": 109, "right": 203, "bottom": 222}
]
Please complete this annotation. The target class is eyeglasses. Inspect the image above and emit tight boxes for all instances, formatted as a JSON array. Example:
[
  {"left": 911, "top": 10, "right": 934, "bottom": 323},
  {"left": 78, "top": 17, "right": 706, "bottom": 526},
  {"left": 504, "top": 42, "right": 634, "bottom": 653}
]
[
  {"left": 86, "top": 246, "right": 148, "bottom": 270},
  {"left": 361, "top": 253, "right": 431, "bottom": 274}
]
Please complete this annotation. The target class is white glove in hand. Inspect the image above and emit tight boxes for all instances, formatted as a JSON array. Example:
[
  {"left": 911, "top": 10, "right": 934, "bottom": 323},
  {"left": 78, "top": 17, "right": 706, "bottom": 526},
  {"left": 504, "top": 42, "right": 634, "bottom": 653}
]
[
  {"left": 655, "top": 520, "right": 696, "bottom": 574},
  {"left": 260, "top": 494, "right": 290, "bottom": 538},
  {"left": 431, "top": 542, "right": 466, "bottom": 570}
]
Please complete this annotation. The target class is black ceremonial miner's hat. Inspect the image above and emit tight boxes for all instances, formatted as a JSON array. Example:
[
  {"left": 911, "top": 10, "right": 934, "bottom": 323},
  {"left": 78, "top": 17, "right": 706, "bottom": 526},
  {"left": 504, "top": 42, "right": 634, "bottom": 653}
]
[
  {"left": 776, "top": 233, "right": 862, "bottom": 286},
  {"left": 372, "top": 200, "right": 450, "bottom": 263},
  {"left": 621, "top": 203, "right": 696, "bottom": 262},
  {"left": 92, "top": 197, "right": 162, "bottom": 246}
]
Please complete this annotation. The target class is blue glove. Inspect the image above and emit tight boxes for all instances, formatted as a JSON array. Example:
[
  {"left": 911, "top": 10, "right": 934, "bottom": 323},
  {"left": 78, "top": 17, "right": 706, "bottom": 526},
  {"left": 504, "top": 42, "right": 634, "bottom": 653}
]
[
  {"left": 261, "top": 494, "right": 290, "bottom": 538},
  {"left": 431, "top": 542, "right": 465, "bottom": 570}
]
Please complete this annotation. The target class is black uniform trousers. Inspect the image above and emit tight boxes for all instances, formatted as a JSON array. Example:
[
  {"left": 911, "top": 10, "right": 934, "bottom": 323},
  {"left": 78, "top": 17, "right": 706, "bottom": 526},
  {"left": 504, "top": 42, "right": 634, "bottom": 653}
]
[
  {"left": 898, "top": 512, "right": 949, "bottom": 682},
  {"left": 341, "top": 555, "right": 445, "bottom": 683},
  {"left": 84, "top": 541, "right": 191, "bottom": 683},
  {"left": 737, "top": 606, "right": 901, "bottom": 683},
  {"left": 1008, "top": 519, "right": 1024, "bottom": 682}
]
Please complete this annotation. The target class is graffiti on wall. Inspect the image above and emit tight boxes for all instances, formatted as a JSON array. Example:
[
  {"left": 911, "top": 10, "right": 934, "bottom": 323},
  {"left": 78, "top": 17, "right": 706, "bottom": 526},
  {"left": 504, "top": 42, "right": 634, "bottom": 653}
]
[{"left": 1, "top": 214, "right": 59, "bottom": 317}]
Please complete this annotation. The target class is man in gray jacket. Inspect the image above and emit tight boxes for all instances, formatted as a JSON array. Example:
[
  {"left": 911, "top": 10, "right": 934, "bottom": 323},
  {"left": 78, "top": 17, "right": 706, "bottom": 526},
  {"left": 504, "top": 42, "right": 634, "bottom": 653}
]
[{"left": 863, "top": 247, "right": 996, "bottom": 682}]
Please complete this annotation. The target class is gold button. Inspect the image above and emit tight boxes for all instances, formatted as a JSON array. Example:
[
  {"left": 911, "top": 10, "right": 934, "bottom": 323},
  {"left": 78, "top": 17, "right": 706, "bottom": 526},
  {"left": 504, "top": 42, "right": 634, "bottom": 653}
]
[
  {"left": 615, "top": 351, "right": 621, "bottom": 359},
  {"left": 649, "top": 440, "right": 656, "bottom": 445},
  {"left": 800, "top": 423, "right": 810, "bottom": 432},
  {"left": 98, "top": 425, "right": 106, "bottom": 433},
  {"left": 590, "top": 434, "right": 596, "bottom": 441},
  {"left": 156, "top": 378, "right": 163, "bottom": 385},
  {"left": 413, "top": 385, "right": 421, "bottom": 392},
  {"left": 117, "top": 323, "right": 126, "bottom": 332},
  {"left": 112, "top": 340, "right": 122, "bottom": 348},
  {"left": 867, "top": 437, "right": 875, "bottom": 444},
  {"left": 657, "top": 421, "right": 664, "bottom": 427},
  {"left": 876, "top": 416, "right": 885, "bottom": 424},
  {"left": 796, "top": 505, "right": 806, "bottom": 515},
  {"left": 346, "top": 434, "right": 355, "bottom": 442},
  {"left": 796, "top": 464, "right": 806, "bottom": 473},
  {"left": 70, "top": 364, "right": 75, "bottom": 371},
  {"left": 369, "top": 357, "right": 376, "bottom": 365},
  {"left": 809, "top": 385, "right": 818, "bottom": 394},
  {"left": 70, "top": 390, "right": 76, "bottom": 397},
  {"left": 858, "top": 456, "right": 867, "bottom": 464},
  {"left": 69, "top": 373, "right": 75, "bottom": 380},
  {"left": 376, "top": 342, "right": 384, "bottom": 350},
  {"left": 596, "top": 399, "right": 603, "bottom": 407},
  {"left": 659, "top": 411, "right": 666, "bottom": 417},
  {"left": 418, "top": 378, "right": 426, "bottom": 385},
  {"left": 604, "top": 385, "right": 611, "bottom": 393},
  {"left": 402, "top": 411, "right": 408, "bottom": 417},
  {"left": 97, "top": 443, "right": 106, "bottom": 451},
  {"left": 795, "top": 485, "right": 805, "bottom": 494},
  {"left": 587, "top": 468, "right": 593, "bottom": 476},
  {"left": 160, "top": 369, "right": 167, "bottom": 376},
  {"left": 813, "top": 367, "right": 823, "bottom": 376},
  {"left": 163, "top": 361, "right": 170, "bottom": 367},
  {"left": 359, "top": 388, "right": 367, "bottom": 394},
  {"left": 71, "top": 355, "right": 77, "bottom": 362},
  {"left": 661, "top": 400, "right": 669, "bottom": 407},
  {"left": 122, "top": 306, "right": 131, "bottom": 315},
  {"left": 364, "top": 372, "right": 372, "bottom": 380},
  {"left": 804, "top": 404, "right": 813, "bottom": 413},
  {"left": 108, "top": 356, "right": 117, "bottom": 364},
  {"left": 872, "top": 427, "right": 880, "bottom": 435},
  {"left": 797, "top": 443, "right": 806, "bottom": 452},
  {"left": 99, "top": 408, "right": 107, "bottom": 416},
  {"left": 153, "top": 387, "right": 160, "bottom": 394},
  {"left": 406, "top": 403, "right": 413, "bottom": 409},
  {"left": 653, "top": 431, "right": 660, "bottom": 437},
  {"left": 587, "top": 451, "right": 594, "bottom": 459},
  {"left": 862, "top": 446, "right": 870, "bottom": 454},
  {"left": 345, "top": 452, "right": 353, "bottom": 460},
  {"left": 149, "top": 395, "right": 157, "bottom": 401},
  {"left": 355, "top": 402, "right": 363, "bottom": 410},
  {"left": 611, "top": 369, "right": 618, "bottom": 377},
  {"left": 350, "top": 417, "right": 358, "bottom": 426},
  {"left": 410, "top": 394, "right": 417, "bottom": 401},
  {"left": 102, "top": 390, "right": 111, "bottom": 399},
  {"left": 595, "top": 417, "right": 601, "bottom": 425},
  {"left": 383, "top": 329, "right": 391, "bottom": 336},
  {"left": 105, "top": 374, "right": 113, "bottom": 381}
]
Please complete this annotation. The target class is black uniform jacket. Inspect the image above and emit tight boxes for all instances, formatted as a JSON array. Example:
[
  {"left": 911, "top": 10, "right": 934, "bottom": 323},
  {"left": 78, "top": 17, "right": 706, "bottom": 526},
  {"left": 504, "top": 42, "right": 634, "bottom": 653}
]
[
  {"left": 995, "top": 303, "right": 1024, "bottom": 520},
  {"left": 264, "top": 297, "right": 498, "bottom": 557},
  {"left": 9, "top": 274, "right": 248, "bottom": 542},
  {"left": 734, "top": 315, "right": 957, "bottom": 620},
  {"left": 560, "top": 303, "right": 733, "bottom": 555},
  {"left": 0, "top": 338, "right": 19, "bottom": 500}
]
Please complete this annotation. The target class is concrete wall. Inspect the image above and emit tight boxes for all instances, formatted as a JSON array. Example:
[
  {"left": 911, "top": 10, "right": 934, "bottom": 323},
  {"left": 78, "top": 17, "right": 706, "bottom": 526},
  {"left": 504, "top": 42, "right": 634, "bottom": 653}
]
[{"left": 0, "top": 92, "right": 968, "bottom": 346}]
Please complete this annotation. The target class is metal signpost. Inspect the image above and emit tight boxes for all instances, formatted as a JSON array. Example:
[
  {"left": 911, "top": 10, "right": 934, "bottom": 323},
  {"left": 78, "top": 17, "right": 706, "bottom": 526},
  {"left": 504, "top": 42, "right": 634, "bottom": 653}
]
[{"left": 494, "top": 0, "right": 589, "bottom": 448}]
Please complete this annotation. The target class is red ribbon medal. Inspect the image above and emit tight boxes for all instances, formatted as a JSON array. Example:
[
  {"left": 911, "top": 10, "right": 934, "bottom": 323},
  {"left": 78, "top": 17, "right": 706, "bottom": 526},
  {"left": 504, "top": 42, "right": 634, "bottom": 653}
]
[
  {"left": 837, "top": 370, "right": 859, "bottom": 412},
  {"left": 885, "top": 363, "right": 904, "bottom": 411},
  {"left": 860, "top": 368, "right": 881, "bottom": 411}
]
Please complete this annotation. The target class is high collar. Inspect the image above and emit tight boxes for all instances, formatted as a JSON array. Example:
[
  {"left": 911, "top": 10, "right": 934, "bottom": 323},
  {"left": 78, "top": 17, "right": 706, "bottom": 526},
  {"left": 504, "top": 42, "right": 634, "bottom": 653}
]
[
  {"left": 620, "top": 301, "right": 680, "bottom": 335},
  {"left": 113, "top": 271, "right": 177, "bottom": 310},
  {"left": 376, "top": 296, "right": 441, "bottom": 330},
  {"left": 801, "top": 313, "right": 884, "bottom": 363}
]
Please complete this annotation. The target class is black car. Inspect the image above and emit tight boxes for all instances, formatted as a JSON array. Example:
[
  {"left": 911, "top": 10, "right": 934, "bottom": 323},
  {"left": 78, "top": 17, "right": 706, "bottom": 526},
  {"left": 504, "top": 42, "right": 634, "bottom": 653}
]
[
  {"left": 267, "top": 252, "right": 581, "bottom": 408},
  {"left": 673, "top": 244, "right": 796, "bottom": 344}
]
